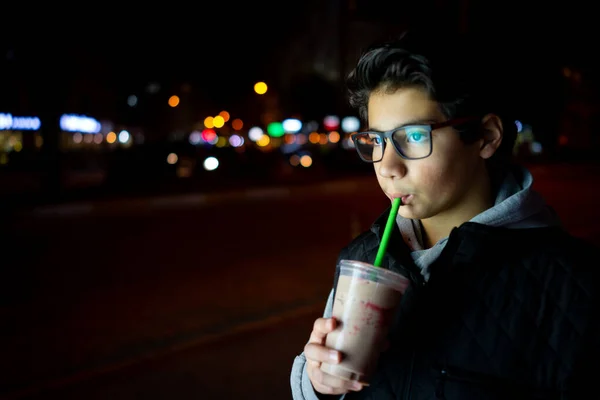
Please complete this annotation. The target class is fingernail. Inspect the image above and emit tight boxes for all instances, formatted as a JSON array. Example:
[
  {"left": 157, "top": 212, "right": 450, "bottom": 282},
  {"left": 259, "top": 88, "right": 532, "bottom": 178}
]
[{"left": 329, "top": 351, "right": 339, "bottom": 362}]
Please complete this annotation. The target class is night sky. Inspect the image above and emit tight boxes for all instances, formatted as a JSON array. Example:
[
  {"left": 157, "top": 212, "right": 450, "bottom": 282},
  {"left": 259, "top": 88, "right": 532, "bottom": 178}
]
[
  {"left": 0, "top": 1, "right": 323, "bottom": 117},
  {"left": 1, "top": 3, "right": 317, "bottom": 87},
  {"left": 1, "top": 0, "right": 599, "bottom": 119}
]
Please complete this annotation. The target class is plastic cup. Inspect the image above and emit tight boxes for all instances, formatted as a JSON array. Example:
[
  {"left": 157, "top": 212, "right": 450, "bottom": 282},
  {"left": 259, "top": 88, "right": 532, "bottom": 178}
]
[{"left": 320, "top": 259, "right": 410, "bottom": 385}]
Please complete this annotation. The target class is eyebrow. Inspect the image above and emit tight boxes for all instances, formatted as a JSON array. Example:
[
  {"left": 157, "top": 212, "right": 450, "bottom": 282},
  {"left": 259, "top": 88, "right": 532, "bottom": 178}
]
[{"left": 367, "top": 118, "right": 439, "bottom": 132}]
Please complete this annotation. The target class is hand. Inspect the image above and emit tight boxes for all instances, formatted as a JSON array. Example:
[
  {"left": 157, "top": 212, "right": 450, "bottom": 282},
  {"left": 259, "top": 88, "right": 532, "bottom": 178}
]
[{"left": 303, "top": 317, "right": 364, "bottom": 395}]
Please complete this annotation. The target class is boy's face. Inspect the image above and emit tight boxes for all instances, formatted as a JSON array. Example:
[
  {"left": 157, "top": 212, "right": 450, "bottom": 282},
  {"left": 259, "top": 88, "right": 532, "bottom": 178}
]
[{"left": 367, "top": 87, "right": 489, "bottom": 222}]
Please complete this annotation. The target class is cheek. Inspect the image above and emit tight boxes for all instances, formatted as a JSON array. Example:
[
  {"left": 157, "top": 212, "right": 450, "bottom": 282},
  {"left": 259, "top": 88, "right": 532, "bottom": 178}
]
[
  {"left": 415, "top": 158, "right": 463, "bottom": 198},
  {"left": 417, "top": 140, "right": 477, "bottom": 193},
  {"left": 418, "top": 165, "right": 451, "bottom": 191}
]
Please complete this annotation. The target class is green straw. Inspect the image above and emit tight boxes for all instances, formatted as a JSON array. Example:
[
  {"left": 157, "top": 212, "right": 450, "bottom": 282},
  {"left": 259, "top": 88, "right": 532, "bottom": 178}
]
[{"left": 373, "top": 197, "right": 402, "bottom": 267}]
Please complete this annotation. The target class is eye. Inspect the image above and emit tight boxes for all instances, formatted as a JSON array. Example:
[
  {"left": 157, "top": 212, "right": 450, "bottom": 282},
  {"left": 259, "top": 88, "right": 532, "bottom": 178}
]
[
  {"left": 404, "top": 128, "right": 429, "bottom": 144},
  {"left": 368, "top": 133, "right": 382, "bottom": 145},
  {"left": 408, "top": 132, "right": 425, "bottom": 143}
]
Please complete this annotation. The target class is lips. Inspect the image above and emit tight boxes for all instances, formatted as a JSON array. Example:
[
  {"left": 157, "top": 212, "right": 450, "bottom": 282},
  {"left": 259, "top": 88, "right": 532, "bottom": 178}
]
[{"left": 387, "top": 193, "right": 412, "bottom": 204}]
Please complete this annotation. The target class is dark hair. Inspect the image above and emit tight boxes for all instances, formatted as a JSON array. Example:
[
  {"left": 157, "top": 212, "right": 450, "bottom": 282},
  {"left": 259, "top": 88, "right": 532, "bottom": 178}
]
[{"left": 346, "top": 30, "right": 518, "bottom": 171}]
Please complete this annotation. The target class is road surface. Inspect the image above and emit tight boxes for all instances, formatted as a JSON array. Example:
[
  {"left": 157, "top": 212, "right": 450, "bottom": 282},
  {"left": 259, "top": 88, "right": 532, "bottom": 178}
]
[{"left": 2, "top": 162, "right": 600, "bottom": 400}]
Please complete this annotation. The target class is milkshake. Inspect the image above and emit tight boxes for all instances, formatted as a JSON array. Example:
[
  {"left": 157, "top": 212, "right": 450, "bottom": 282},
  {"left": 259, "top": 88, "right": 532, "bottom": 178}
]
[{"left": 320, "top": 260, "right": 409, "bottom": 385}]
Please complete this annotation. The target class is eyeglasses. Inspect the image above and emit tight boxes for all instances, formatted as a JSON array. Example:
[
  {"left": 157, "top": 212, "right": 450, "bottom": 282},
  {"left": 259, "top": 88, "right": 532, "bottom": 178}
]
[{"left": 350, "top": 117, "right": 478, "bottom": 163}]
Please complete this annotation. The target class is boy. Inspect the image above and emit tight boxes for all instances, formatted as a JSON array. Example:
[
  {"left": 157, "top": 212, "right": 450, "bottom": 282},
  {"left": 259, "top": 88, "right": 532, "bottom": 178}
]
[{"left": 290, "top": 31, "right": 599, "bottom": 399}]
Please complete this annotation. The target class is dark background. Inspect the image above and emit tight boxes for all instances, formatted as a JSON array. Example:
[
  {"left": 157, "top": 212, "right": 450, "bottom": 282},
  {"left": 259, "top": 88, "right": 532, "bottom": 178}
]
[{"left": 1, "top": 1, "right": 599, "bottom": 399}]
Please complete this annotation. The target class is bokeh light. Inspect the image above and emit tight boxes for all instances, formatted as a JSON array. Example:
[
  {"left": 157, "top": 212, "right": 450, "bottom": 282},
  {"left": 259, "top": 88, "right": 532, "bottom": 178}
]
[
  {"left": 254, "top": 82, "right": 268, "bottom": 95},
  {"left": 168, "top": 95, "right": 180, "bottom": 107}
]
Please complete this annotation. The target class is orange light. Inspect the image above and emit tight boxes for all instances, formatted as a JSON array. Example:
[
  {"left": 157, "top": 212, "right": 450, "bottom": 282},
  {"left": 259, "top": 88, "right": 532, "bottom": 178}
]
[
  {"left": 328, "top": 131, "right": 340, "bottom": 143},
  {"left": 106, "top": 132, "right": 117, "bottom": 144},
  {"left": 219, "top": 111, "right": 230, "bottom": 122},
  {"left": 168, "top": 95, "right": 180, "bottom": 107},
  {"left": 231, "top": 118, "right": 243, "bottom": 130},
  {"left": 309, "top": 132, "right": 320, "bottom": 144}
]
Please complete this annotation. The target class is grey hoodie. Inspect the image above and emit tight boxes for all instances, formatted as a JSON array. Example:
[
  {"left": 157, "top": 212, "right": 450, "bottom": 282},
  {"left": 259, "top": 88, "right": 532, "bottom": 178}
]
[{"left": 290, "top": 165, "right": 561, "bottom": 400}]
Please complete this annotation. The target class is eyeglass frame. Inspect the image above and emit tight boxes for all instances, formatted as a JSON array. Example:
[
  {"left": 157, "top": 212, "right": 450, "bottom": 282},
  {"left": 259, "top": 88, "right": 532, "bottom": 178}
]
[{"left": 350, "top": 116, "right": 480, "bottom": 163}]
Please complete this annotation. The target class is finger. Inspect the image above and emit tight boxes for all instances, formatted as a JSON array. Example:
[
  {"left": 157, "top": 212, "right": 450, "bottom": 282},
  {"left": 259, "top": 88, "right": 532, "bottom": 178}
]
[
  {"left": 308, "top": 318, "right": 336, "bottom": 344},
  {"left": 304, "top": 342, "right": 341, "bottom": 365},
  {"left": 309, "top": 365, "right": 364, "bottom": 394},
  {"left": 306, "top": 358, "right": 320, "bottom": 370}
]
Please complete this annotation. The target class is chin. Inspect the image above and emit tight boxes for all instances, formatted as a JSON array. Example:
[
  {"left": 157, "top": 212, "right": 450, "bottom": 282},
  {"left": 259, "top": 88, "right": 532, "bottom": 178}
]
[
  {"left": 398, "top": 208, "right": 418, "bottom": 220},
  {"left": 398, "top": 205, "right": 433, "bottom": 221}
]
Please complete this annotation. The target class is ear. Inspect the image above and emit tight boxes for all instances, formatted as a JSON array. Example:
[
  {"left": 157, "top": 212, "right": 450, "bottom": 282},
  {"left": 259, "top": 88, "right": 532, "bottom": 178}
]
[{"left": 478, "top": 114, "right": 503, "bottom": 160}]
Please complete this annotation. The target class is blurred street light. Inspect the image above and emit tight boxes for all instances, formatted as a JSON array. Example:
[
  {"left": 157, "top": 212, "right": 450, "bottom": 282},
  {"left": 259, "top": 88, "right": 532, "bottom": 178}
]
[
  {"left": 219, "top": 111, "right": 230, "bottom": 122},
  {"left": 254, "top": 82, "right": 268, "bottom": 95},
  {"left": 213, "top": 115, "right": 225, "bottom": 128},
  {"left": 168, "top": 95, "right": 180, "bottom": 107}
]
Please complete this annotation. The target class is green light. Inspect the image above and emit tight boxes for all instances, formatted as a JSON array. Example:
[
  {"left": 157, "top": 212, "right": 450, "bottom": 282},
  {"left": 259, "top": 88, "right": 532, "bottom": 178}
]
[{"left": 267, "top": 122, "right": 285, "bottom": 137}]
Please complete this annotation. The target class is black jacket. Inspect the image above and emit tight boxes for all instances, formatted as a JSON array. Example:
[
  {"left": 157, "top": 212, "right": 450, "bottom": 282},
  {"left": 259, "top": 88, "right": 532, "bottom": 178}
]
[{"left": 334, "top": 208, "right": 600, "bottom": 400}]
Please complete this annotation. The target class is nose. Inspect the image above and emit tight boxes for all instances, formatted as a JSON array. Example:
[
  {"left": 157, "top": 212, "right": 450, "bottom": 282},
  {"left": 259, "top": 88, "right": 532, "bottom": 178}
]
[{"left": 377, "top": 140, "right": 407, "bottom": 179}]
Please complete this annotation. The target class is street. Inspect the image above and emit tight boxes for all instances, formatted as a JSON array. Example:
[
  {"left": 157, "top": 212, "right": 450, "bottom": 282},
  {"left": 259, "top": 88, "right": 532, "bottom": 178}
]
[
  {"left": 16, "top": 310, "right": 322, "bottom": 400},
  {"left": 2, "top": 162, "right": 600, "bottom": 400}
]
